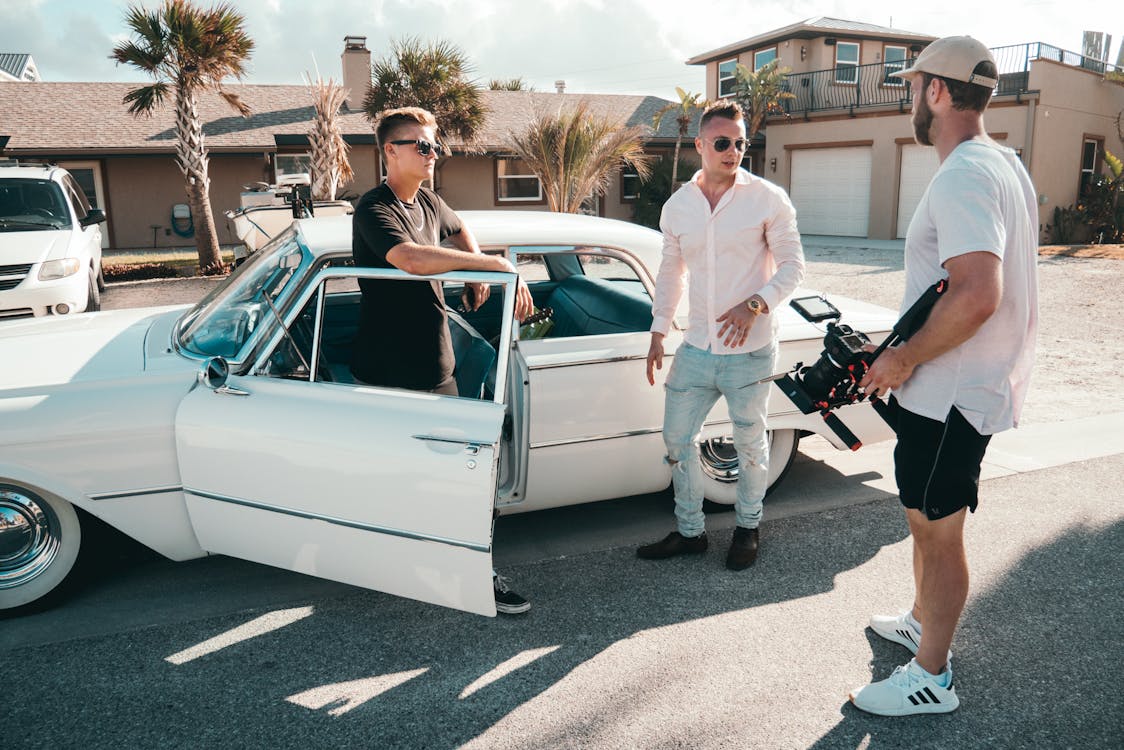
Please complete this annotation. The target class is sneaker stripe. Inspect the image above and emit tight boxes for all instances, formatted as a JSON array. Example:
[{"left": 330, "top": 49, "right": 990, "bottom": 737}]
[
  {"left": 922, "top": 687, "right": 941, "bottom": 703},
  {"left": 897, "top": 628, "right": 918, "bottom": 645},
  {"left": 907, "top": 694, "right": 920, "bottom": 706}
]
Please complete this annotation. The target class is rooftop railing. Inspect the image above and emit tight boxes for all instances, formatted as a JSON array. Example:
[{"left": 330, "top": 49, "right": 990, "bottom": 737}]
[{"left": 775, "top": 42, "right": 1123, "bottom": 118}]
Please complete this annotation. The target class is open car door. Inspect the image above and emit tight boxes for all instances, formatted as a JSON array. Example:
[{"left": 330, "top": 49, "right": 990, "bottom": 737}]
[{"left": 174, "top": 267, "right": 519, "bottom": 616}]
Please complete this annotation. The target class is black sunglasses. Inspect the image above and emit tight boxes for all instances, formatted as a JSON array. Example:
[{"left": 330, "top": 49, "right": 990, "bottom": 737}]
[
  {"left": 705, "top": 136, "right": 749, "bottom": 153},
  {"left": 390, "top": 139, "right": 447, "bottom": 157}
]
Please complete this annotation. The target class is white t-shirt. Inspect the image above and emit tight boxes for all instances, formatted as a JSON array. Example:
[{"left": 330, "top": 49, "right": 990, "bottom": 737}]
[{"left": 895, "top": 139, "right": 1039, "bottom": 435}]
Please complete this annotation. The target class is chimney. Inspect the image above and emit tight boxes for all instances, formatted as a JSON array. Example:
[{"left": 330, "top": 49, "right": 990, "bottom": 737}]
[
  {"left": 341, "top": 35, "right": 370, "bottom": 111},
  {"left": 555, "top": 80, "right": 566, "bottom": 94}
]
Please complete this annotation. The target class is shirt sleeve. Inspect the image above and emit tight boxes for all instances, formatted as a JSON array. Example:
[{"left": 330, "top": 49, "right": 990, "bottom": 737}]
[
  {"left": 757, "top": 189, "right": 805, "bottom": 312},
  {"left": 650, "top": 203, "right": 689, "bottom": 336},
  {"left": 354, "top": 198, "right": 412, "bottom": 267},
  {"left": 928, "top": 168, "right": 1006, "bottom": 265}
]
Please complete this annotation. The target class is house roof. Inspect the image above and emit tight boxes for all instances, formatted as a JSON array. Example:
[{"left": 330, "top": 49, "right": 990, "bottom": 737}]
[
  {"left": 0, "top": 82, "right": 684, "bottom": 157},
  {"left": 686, "top": 16, "right": 936, "bottom": 65},
  {"left": 0, "top": 53, "right": 34, "bottom": 81}
]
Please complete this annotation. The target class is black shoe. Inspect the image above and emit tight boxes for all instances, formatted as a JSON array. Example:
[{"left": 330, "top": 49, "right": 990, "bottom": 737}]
[
  {"left": 637, "top": 531, "right": 708, "bottom": 559},
  {"left": 493, "top": 574, "right": 531, "bottom": 615},
  {"left": 726, "top": 526, "right": 759, "bottom": 570}
]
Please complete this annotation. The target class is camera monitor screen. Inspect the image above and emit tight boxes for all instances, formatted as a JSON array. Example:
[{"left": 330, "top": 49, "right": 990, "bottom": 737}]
[{"left": 790, "top": 295, "right": 841, "bottom": 323}]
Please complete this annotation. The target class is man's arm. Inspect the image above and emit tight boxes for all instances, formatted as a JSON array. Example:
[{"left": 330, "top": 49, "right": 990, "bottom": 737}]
[
  {"left": 647, "top": 220, "right": 687, "bottom": 386},
  {"left": 387, "top": 229, "right": 533, "bottom": 320},
  {"left": 860, "top": 251, "right": 1002, "bottom": 398}
]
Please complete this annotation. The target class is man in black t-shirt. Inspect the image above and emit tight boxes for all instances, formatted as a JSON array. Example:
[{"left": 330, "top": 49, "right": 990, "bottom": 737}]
[
  {"left": 351, "top": 107, "right": 531, "bottom": 394},
  {"left": 351, "top": 107, "right": 534, "bottom": 613}
]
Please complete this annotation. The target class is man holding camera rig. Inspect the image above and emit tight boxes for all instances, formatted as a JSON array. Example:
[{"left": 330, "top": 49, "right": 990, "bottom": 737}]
[
  {"left": 849, "top": 37, "right": 1039, "bottom": 715},
  {"left": 350, "top": 106, "right": 535, "bottom": 615},
  {"left": 638, "top": 100, "right": 804, "bottom": 570}
]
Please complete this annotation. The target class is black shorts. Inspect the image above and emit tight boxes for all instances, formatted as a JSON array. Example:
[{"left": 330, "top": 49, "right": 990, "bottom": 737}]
[{"left": 886, "top": 396, "right": 993, "bottom": 521}]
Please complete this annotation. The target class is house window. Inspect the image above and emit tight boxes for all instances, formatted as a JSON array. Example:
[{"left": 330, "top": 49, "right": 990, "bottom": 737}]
[
  {"left": 620, "top": 165, "right": 640, "bottom": 202},
  {"left": 718, "top": 58, "right": 738, "bottom": 97},
  {"left": 496, "top": 157, "right": 542, "bottom": 202},
  {"left": 276, "top": 153, "right": 312, "bottom": 181},
  {"left": 883, "top": 46, "right": 907, "bottom": 85},
  {"left": 1079, "top": 138, "right": 1101, "bottom": 196},
  {"left": 835, "top": 42, "right": 860, "bottom": 84},
  {"left": 753, "top": 47, "right": 777, "bottom": 70}
]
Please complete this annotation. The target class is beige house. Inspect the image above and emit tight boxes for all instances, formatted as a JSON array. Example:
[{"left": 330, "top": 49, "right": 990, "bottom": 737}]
[
  {"left": 0, "top": 37, "right": 683, "bottom": 250},
  {"left": 688, "top": 17, "right": 1124, "bottom": 240}
]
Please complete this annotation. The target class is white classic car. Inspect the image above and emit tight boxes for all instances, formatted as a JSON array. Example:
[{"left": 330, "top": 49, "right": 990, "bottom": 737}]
[{"left": 0, "top": 211, "right": 896, "bottom": 616}]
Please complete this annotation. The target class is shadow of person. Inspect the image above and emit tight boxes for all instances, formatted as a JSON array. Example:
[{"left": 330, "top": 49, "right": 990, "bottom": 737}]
[{"left": 809, "top": 519, "right": 1123, "bottom": 749}]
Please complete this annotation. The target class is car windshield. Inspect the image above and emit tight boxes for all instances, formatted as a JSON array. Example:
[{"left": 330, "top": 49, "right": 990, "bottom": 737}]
[
  {"left": 176, "top": 228, "right": 309, "bottom": 360},
  {"left": 0, "top": 179, "right": 73, "bottom": 231}
]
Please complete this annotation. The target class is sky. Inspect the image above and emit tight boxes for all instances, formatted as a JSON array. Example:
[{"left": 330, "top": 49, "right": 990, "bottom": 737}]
[{"left": 2, "top": 0, "right": 1121, "bottom": 99}]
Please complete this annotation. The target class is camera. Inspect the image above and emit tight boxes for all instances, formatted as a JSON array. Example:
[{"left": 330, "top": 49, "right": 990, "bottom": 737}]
[{"left": 771, "top": 280, "right": 948, "bottom": 450}]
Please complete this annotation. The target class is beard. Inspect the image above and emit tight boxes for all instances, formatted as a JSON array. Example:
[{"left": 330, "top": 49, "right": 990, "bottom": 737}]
[{"left": 912, "top": 95, "right": 934, "bottom": 146}]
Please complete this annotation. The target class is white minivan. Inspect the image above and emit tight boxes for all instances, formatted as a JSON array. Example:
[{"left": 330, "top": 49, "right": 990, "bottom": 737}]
[{"left": 0, "top": 163, "right": 106, "bottom": 320}]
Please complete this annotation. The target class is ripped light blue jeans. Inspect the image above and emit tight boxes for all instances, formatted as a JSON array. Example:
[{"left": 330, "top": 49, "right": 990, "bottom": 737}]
[{"left": 663, "top": 341, "right": 777, "bottom": 537}]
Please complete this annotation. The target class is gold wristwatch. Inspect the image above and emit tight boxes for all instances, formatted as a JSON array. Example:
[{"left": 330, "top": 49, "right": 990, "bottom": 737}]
[{"left": 746, "top": 297, "right": 763, "bottom": 315}]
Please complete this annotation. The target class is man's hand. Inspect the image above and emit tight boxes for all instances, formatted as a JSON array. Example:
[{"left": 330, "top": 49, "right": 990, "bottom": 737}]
[
  {"left": 859, "top": 345, "right": 915, "bottom": 400},
  {"left": 461, "top": 282, "right": 490, "bottom": 312},
  {"left": 646, "top": 333, "right": 665, "bottom": 386},
  {"left": 716, "top": 301, "right": 759, "bottom": 348},
  {"left": 513, "top": 277, "right": 533, "bottom": 322}
]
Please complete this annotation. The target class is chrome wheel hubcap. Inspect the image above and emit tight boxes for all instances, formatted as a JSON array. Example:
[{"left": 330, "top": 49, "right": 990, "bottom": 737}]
[
  {"left": 699, "top": 437, "right": 740, "bottom": 483},
  {"left": 0, "top": 487, "right": 61, "bottom": 590}
]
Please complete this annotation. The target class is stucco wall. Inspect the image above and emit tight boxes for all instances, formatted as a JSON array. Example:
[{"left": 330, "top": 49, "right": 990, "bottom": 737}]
[
  {"left": 103, "top": 154, "right": 268, "bottom": 249},
  {"left": 1026, "top": 59, "right": 1124, "bottom": 236}
]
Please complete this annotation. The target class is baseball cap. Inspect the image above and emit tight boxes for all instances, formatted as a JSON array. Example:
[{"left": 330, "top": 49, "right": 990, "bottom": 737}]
[{"left": 891, "top": 36, "right": 998, "bottom": 88}]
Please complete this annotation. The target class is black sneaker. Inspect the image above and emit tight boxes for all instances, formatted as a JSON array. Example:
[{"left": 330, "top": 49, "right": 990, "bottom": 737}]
[{"left": 493, "top": 574, "right": 531, "bottom": 615}]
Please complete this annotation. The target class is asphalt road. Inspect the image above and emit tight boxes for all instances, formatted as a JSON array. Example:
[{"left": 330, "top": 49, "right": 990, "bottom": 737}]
[{"left": 3, "top": 447, "right": 1121, "bottom": 749}]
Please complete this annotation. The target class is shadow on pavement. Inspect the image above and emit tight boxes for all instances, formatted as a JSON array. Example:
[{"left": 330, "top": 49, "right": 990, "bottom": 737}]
[
  {"left": 2, "top": 456, "right": 906, "bottom": 748},
  {"left": 808, "top": 519, "right": 1123, "bottom": 749}
]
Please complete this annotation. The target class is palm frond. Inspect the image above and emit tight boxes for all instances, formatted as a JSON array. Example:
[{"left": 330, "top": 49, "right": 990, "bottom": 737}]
[{"left": 121, "top": 82, "right": 170, "bottom": 115}]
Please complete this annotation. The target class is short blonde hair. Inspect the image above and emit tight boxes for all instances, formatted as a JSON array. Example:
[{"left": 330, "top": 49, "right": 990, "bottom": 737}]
[{"left": 375, "top": 107, "right": 437, "bottom": 149}]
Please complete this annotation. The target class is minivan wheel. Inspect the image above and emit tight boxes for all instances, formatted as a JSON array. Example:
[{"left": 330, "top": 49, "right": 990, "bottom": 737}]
[{"left": 86, "top": 268, "right": 101, "bottom": 312}]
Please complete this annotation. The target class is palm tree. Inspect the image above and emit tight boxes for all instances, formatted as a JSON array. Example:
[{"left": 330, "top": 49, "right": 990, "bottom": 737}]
[
  {"left": 306, "top": 74, "right": 354, "bottom": 201},
  {"left": 364, "top": 37, "right": 486, "bottom": 147},
  {"left": 489, "top": 77, "right": 531, "bottom": 91},
  {"left": 507, "top": 100, "right": 652, "bottom": 214},
  {"left": 111, "top": 0, "right": 253, "bottom": 275},
  {"left": 732, "top": 60, "right": 796, "bottom": 140},
  {"left": 652, "top": 87, "right": 708, "bottom": 186}
]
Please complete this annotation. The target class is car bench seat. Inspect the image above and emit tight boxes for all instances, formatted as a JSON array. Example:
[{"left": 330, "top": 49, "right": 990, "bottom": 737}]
[
  {"left": 545, "top": 275, "right": 653, "bottom": 337},
  {"left": 447, "top": 310, "right": 496, "bottom": 399}
]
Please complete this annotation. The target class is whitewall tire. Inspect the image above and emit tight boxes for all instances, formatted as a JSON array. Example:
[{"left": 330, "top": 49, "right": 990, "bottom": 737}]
[
  {"left": 699, "top": 429, "right": 800, "bottom": 505},
  {"left": 0, "top": 485, "right": 82, "bottom": 611}
]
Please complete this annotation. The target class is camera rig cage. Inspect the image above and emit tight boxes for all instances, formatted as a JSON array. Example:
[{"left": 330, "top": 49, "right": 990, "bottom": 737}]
[{"left": 770, "top": 279, "right": 948, "bottom": 450}]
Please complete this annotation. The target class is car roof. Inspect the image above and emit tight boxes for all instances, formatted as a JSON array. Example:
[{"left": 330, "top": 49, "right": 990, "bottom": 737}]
[
  {"left": 0, "top": 164, "right": 65, "bottom": 182},
  {"left": 296, "top": 210, "right": 664, "bottom": 269}
]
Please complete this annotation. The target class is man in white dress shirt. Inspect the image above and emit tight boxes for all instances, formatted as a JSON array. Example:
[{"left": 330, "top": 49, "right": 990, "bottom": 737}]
[{"left": 638, "top": 100, "right": 805, "bottom": 570}]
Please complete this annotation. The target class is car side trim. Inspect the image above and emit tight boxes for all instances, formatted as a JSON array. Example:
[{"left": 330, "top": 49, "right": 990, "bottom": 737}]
[
  {"left": 184, "top": 488, "right": 491, "bottom": 553},
  {"left": 89, "top": 485, "right": 183, "bottom": 501},
  {"left": 527, "top": 354, "right": 651, "bottom": 371}
]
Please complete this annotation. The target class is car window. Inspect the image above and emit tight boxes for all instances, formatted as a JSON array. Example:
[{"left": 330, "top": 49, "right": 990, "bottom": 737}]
[
  {"left": 577, "top": 251, "right": 646, "bottom": 285},
  {"left": 177, "top": 229, "right": 307, "bottom": 360},
  {"left": 0, "top": 179, "right": 73, "bottom": 231},
  {"left": 63, "top": 175, "right": 91, "bottom": 216}
]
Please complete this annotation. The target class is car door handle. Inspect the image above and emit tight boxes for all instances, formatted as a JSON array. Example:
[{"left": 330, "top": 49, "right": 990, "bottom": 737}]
[
  {"left": 412, "top": 434, "right": 493, "bottom": 453},
  {"left": 215, "top": 384, "right": 251, "bottom": 397}
]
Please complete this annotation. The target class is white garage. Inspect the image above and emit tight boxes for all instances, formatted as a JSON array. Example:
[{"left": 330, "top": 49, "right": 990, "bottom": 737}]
[
  {"left": 896, "top": 144, "right": 941, "bottom": 238},
  {"left": 789, "top": 146, "right": 871, "bottom": 237}
]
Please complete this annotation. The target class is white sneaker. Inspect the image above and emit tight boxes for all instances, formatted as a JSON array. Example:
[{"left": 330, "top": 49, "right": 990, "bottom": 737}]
[
  {"left": 849, "top": 659, "right": 959, "bottom": 716},
  {"left": 869, "top": 610, "right": 922, "bottom": 654}
]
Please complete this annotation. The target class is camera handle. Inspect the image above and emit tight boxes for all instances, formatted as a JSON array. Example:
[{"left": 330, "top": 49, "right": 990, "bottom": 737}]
[{"left": 868, "top": 278, "right": 948, "bottom": 361}]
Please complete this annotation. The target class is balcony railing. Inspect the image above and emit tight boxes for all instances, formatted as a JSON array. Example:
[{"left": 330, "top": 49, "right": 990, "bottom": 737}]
[{"left": 775, "top": 42, "right": 1123, "bottom": 118}]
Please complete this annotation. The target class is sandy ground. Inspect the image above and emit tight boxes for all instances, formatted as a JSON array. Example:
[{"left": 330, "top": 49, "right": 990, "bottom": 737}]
[{"left": 103, "top": 247, "right": 1122, "bottom": 426}]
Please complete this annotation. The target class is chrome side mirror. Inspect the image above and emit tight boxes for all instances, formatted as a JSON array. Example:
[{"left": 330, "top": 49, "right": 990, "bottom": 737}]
[{"left": 199, "top": 357, "right": 230, "bottom": 390}]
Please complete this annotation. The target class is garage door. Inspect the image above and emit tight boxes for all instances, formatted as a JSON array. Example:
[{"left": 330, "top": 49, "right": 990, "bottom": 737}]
[
  {"left": 789, "top": 147, "right": 871, "bottom": 236},
  {"left": 896, "top": 144, "right": 941, "bottom": 238}
]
